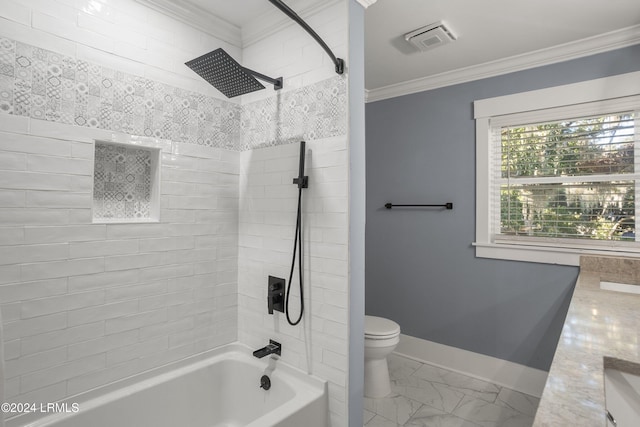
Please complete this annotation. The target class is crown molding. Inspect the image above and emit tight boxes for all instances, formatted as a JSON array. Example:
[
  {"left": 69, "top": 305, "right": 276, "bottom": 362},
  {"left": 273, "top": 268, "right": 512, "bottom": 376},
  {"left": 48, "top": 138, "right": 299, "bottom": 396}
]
[
  {"left": 355, "top": 0, "right": 377, "bottom": 8},
  {"left": 366, "top": 24, "right": 640, "bottom": 103},
  {"left": 134, "top": 0, "right": 340, "bottom": 50},
  {"left": 134, "top": 0, "right": 242, "bottom": 47},
  {"left": 241, "top": 0, "right": 342, "bottom": 48}
]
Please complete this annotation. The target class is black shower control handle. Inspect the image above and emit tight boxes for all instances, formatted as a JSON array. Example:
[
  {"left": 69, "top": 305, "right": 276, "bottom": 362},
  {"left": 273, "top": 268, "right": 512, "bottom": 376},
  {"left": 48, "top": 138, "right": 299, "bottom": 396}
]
[{"left": 268, "top": 276, "right": 285, "bottom": 314}]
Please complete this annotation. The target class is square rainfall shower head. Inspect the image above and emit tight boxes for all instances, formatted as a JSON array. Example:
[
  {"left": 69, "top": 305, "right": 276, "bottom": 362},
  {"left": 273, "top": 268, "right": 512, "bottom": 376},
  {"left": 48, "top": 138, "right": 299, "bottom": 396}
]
[{"left": 185, "top": 48, "right": 265, "bottom": 98}]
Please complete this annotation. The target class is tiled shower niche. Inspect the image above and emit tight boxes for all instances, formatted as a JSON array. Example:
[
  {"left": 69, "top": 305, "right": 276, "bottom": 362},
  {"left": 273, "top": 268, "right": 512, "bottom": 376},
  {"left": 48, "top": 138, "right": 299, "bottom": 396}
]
[{"left": 92, "top": 141, "right": 161, "bottom": 223}]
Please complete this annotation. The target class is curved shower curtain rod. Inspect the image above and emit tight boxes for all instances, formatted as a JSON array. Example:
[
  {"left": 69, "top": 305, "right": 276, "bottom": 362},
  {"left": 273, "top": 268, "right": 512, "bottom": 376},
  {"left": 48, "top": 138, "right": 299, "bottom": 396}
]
[{"left": 268, "top": 0, "right": 345, "bottom": 75}]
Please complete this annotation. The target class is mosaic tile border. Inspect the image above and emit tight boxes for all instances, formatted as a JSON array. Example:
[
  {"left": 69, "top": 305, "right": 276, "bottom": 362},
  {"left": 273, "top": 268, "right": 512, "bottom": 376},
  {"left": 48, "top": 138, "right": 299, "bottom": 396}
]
[{"left": 0, "top": 36, "right": 347, "bottom": 152}]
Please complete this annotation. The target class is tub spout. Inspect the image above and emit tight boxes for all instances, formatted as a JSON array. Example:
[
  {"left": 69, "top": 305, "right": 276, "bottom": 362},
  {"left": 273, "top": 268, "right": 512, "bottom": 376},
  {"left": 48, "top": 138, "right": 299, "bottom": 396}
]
[{"left": 253, "top": 340, "right": 281, "bottom": 358}]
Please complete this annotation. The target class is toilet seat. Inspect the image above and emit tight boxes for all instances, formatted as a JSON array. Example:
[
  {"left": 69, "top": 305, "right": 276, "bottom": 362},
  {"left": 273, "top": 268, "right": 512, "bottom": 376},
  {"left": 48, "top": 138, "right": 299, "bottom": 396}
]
[{"left": 365, "top": 315, "right": 400, "bottom": 340}]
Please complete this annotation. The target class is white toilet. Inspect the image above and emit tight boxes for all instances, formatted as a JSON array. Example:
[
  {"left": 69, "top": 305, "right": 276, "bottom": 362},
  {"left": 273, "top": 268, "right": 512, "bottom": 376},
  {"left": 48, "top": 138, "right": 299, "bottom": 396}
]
[{"left": 364, "top": 315, "right": 401, "bottom": 398}]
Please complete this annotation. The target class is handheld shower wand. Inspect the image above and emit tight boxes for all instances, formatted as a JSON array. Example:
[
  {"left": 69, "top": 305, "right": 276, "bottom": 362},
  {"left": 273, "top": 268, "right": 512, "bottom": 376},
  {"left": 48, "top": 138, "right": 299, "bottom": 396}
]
[{"left": 286, "top": 141, "right": 308, "bottom": 325}]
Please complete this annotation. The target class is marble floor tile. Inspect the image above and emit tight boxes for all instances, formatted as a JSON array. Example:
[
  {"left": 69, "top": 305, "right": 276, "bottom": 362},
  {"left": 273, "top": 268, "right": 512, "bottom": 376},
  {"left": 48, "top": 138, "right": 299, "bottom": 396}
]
[
  {"left": 364, "top": 393, "right": 423, "bottom": 425},
  {"left": 365, "top": 414, "right": 402, "bottom": 427},
  {"left": 365, "top": 354, "right": 536, "bottom": 427},
  {"left": 364, "top": 409, "right": 377, "bottom": 424},
  {"left": 495, "top": 388, "right": 539, "bottom": 417},
  {"left": 405, "top": 405, "right": 482, "bottom": 427},
  {"left": 412, "top": 364, "right": 501, "bottom": 403},
  {"left": 452, "top": 395, "right": 534, "bottom": 427},
  {"left": 391, "top": 376, "right": 464, "bottom": 413},
  {"left": 388, "top": 354, "right": 423, "bottom": 380}
]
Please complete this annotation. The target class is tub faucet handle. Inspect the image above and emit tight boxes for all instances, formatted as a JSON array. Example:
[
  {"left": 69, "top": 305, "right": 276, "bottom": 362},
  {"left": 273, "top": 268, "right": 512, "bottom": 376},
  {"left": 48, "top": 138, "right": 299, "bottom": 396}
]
[{"left": 253, "top": 340, "right": 282, "bottom": 358}]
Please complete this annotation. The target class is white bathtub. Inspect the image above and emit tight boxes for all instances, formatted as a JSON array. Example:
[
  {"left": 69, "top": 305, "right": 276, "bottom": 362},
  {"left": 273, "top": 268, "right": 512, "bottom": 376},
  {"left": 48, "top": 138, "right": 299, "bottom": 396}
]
[{"left": 9, "top": 343, "right": 327, "bottom": 427}]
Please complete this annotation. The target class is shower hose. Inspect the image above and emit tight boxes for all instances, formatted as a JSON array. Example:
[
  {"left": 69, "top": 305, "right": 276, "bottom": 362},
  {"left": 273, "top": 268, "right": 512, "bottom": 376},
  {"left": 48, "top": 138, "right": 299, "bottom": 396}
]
[{"left": 285, "top": 185, "right": 304, "bottom": 326}]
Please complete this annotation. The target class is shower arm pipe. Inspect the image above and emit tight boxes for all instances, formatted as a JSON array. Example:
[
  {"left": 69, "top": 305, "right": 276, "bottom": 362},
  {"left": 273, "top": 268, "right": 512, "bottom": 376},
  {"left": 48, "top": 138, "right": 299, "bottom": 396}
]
[
  {"left": 243, "top": 66, "right": 283, "bottom": 90},
  {"left": 267, "top": 0, "right": 345, "bottom": 75}
]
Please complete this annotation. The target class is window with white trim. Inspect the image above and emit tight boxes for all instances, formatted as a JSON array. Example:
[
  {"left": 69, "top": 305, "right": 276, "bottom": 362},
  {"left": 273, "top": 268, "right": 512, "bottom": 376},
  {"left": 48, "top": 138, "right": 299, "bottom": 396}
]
[{"left": 474, "top": 72, "right": 640, "bottom": 265}]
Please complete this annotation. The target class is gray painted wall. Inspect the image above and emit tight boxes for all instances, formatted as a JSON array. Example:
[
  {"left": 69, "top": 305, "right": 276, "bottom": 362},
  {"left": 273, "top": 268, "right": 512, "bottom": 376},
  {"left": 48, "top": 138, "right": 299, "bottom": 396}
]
[{"left": 365, "top": 44, "right": 640, "bottom": 371}]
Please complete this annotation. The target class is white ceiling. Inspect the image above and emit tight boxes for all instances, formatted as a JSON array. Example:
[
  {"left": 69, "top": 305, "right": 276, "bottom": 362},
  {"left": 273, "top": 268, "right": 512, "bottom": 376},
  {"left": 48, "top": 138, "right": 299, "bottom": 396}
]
[
  {"left": 366, "top": 0, "right": 640, "bottom": 90},
  {"left": 145, "top": 0, "right": 640, "bottom": 94},
  {"left": 180, "top": 0, "right": 274, "bottom": 28}
]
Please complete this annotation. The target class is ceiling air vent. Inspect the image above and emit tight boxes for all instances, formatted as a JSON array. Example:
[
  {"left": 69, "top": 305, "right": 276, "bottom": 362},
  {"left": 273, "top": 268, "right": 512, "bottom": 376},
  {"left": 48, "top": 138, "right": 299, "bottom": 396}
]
[{"left": 404, "top": 21, "right": 457, "bottom": 52}]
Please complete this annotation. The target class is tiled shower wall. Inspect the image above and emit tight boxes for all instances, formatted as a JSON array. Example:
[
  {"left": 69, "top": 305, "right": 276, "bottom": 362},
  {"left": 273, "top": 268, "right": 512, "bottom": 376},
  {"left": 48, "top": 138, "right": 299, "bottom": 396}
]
[
  {"left": 0, "top": 1, "right": 351, "bottom": 425},
  {"left": 238, "top": 2, "right": 350, "bottom": 427},
  {"left": 0, "top": 0, "right": 243, "bottom": 413}
]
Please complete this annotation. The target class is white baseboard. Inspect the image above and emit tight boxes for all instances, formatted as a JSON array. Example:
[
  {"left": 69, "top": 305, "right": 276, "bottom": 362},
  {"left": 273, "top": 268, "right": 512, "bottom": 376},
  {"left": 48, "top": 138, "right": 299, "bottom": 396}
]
[{"left": 394, "top": 334, "right": 548, "bottom": 398}]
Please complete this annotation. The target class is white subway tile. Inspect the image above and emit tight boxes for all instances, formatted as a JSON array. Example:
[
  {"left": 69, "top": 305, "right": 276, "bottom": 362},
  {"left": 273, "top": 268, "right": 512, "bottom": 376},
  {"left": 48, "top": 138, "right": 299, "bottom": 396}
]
[
  {"left": 1, "top": 302, "right": 20, "bottom": 321},
  {"left": 0, "top": 132, "right": 71, "bottom": 157},
  {"left": 0, "top": 114, "right": 28, "bottom": 136},
  {"left": 0, "top": 17, "right": 76, "bottom": 59},
  {"left": 172, "top": 143, "right": 224, "bottom": 160},
  {"left": 71, "top": 142, "right": 94, "bottom": 159},
  {"left": 104, "top": 252, "right": 168, "bottom": 271},
  {"left": 3, "top": 312, "right": 66, "bottom": 341},
  {"left": 0, "top": 171, "right": 72, "bottom": 191},
  {"left": 105, "top": 280, "right": 166, "bottom": 303},
  {"left": 68, "top": 269, "right": 140, "bottom": 292},
  {"left": 322, "top": 228, "right": 348, "bottom": 244},
  {"left": 77, "top": 11, "right": 147, "bottom": 49},
  {"left": 113, "top": 39, "right": 147, "bottom": 63},
  {"left": 197, "top": 159, "right": 239, "bottom": 174},
  {"left": 27, "top": 155, "right": 93, "bottom": 175},
  {"left": 33, "top": 11, "right": 114, "bottom": 53},
  {"left": 28, "top": 118, "right": 107, "bottom": 144},
  {"left": 4, "top": 339, "right": 20, "bottom": 360},
  {"left": 160, "top": 181, "right": 196, "bottom": 196},
  {"left": 21, "top": 290, "right": 104, "bottom": 319},
  {"left": 23, "top": 0, "right": 78, "bottom": 22},
  {"left": 0, "top": 151, "right": 27, "bottom": 170},
  {"left": 105, "top": 223, "right": 167, "bottom": 239},
  {"left": 138, "top": 263, "right": 194, "bottom": 282},
  {"left": 105, "top": 308, "right": 167, "bottom": 334},
  {"left": 0, "top": 208, "right": 70, "bottom": 226},
  {"left": 139, "top": 317, "right": 194, "bottom": 340},
  {"left": 20, "top": 321, "right": 104, "bottom": 355},
  {"left": 67, "top": 359, "right": 141, "bottom": 396},
  {"left": 69, "top": 239, "right": 139, "bottom": 258},
  {"left": 321, "top": 289, "right": 348, "bottom": 309},
  {"left": 308, "top": 242, "right": 347, "bottom": 260},
  {"left": 25, "top": 225, "right": 106, "bottom": 244},
  {"left": 0, "top": 243, "right": 69, "bottom": 266},
  {"left": 160, "top": 209, "right": 196, "bottom": 223},
  {"left": 0, "top": 278, "right": 67, "bottom": 304},
  {"left": 106, "top": 336, "right": 168, "bottom": 366},
  {"left": 0, "top": 189, "right": 25, "bottom": 207},
  {"left": 21, "top": 353, "right": 106, "bottom": 394},
  {"left": 0, "top": 265, "right": 20, "bottom": 284},
  {"left": 21, "top": 257, "right": 105, "bottom": 282},
  {"left": 27, "top": 191, "right": 92, "bottom": 208},
  {"left": 71, "top": 176, "right": 94, "bottom": 192},
  {"left": 0, "top": 0, "right": 30, "bottom": 26},
  {"left": 67, "top": 329, "right": 138, "bottom": 361},
  {"left": 5, "top": 347, "right": 67, "bottom": 379},
  {"left": 166, "top": 195, "right": 218, "bottom": 210},
  {"left": 6, "top": 381, "right": 67, "bottom": 406},
  {"left": 138, "top": 236, "right": 194, "bottom": 253},
  {"left": 67, "top": 300, "right": 138, "bottom": 327}
]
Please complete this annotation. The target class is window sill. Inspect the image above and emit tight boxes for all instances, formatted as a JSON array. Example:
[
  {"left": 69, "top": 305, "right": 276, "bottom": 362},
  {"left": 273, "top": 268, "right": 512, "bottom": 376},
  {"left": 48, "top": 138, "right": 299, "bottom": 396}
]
[{"left": 473, "top": 242, "right": 640, "bottom": 266}]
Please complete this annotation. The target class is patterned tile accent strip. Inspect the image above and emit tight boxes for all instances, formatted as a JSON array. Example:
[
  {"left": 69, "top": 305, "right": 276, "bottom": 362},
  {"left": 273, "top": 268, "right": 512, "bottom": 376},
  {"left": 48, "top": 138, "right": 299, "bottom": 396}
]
[
  {"left": 93, "top": 142, "right": 154, "bottom": 221},
  {"left": 0, "top": 36, "right": 347, "bottom": 152},
  {"left": 241, "top": 77, "right": 347, "bottom": 150}
]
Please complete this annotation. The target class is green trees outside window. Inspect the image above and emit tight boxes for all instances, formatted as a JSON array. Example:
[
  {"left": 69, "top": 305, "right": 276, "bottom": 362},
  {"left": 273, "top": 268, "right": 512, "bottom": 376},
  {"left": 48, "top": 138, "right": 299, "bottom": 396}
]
[{"left": 499, "top": 113, "right": 636, "bottom": 241}]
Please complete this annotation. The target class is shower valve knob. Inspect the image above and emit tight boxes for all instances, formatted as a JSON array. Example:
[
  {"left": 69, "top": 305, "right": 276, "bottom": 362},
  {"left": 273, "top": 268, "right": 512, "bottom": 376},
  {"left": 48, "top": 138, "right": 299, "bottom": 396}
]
[{"left": 268, "top": 276, "right": 285, "bottom": 314}]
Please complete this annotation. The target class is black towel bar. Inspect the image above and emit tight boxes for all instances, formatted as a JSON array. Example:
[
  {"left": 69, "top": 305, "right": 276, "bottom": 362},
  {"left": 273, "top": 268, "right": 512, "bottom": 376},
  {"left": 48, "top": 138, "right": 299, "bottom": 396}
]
[{"left": 385, "top": 203, "right": 453, "bottom": 210}]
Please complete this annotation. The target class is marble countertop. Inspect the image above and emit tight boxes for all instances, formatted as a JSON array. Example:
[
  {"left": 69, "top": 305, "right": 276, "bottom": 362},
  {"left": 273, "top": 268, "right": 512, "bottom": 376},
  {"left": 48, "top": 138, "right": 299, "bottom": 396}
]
[{"left": 533, "top": 256, "right": 640, "bottom": 426}]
